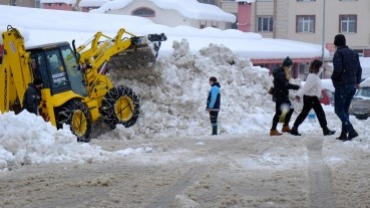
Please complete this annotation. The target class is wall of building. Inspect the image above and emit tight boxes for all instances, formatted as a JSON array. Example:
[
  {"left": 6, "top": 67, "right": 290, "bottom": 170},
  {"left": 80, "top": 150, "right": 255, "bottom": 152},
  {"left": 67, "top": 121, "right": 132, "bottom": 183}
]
[
  {"left": 287, "top": 0, "right": 370, "bottom": 53},
  {"left": 42, "top": 3, "right": 74, "bottom": 10},
  {"left": 0, "top": 0, "right": 39, "bottom": 8}
]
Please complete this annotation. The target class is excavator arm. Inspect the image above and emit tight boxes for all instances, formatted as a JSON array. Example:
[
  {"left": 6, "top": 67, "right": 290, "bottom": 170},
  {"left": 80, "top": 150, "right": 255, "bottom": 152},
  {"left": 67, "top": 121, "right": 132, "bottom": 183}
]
[
  {"left": 0, "top": 26, "right": 33, "bottom": 112},
  {"left": 77, "top": 28, "right": 166, "bottom": 72},
  {"left": 74, "top": 28, "right": 166, "bottom": 103}
]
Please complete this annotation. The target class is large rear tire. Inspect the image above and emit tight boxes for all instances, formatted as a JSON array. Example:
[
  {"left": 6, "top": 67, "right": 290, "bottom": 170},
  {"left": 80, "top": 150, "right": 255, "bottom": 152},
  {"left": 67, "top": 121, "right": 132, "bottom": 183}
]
[
  {"left": 56, "top": 99, "right": 91, "bottom": 142},
  {"left": 101, "top": 85, "right": 140, "bottom": 129}
]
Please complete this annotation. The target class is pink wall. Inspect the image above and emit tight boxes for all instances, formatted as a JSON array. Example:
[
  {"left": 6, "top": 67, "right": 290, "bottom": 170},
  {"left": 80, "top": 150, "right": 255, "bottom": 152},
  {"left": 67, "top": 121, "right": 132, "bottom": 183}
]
[
  {"left": 42, "top": 3, "right": 73, "bottom": 11},
  {"left": 237, "top": 2, "right": 252, "bottom": 32}
]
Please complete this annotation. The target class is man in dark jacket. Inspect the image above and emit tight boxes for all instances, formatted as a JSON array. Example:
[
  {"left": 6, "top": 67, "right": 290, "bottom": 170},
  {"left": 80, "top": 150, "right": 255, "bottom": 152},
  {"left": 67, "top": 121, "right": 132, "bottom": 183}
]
[
  {"left": 23, "top": 78, "right": 43, "bottom": 115},
  {"left": 270, "top": 56, "right": 300, "bottom": 136},
  {"left": 331, "top": 34, "right": 362, "bottom": 141},
  {"left": 206, "top": 76, "right": 221, "bottom": 135}
]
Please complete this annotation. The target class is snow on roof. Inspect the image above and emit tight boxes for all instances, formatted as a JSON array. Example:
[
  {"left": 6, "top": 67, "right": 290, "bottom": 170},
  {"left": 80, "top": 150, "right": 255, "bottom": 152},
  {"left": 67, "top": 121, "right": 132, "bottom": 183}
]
[
  {"left": 91, "top": 0, "right": 236, "bottom": 23},
  {"left": 0, "top": 5, "right": 327, "bottom": 60},
  {"left": 90, "top": 0, "right": 132, "bottom": 12},
  {"left": 40, "top": 0, "right": 76, "bottom": 4},
  {"left": 79, "top": 0, "right": 113, "bottom": 7}
]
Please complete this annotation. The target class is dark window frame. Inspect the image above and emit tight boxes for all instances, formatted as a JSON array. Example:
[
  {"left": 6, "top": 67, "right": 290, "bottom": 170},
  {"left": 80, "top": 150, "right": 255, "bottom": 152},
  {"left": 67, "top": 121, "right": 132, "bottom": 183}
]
[
  {"left": 131, "top": 7, "right": 155, "bottom": 17},
  {"left": 296, "top": 15, "right": 316, "bottom": 33},
  {"left": 257, "top": 16, "right": 274, "bottom": 32},
  {"left": 339, "top": 14, "right": 357, "bottom": 33}
]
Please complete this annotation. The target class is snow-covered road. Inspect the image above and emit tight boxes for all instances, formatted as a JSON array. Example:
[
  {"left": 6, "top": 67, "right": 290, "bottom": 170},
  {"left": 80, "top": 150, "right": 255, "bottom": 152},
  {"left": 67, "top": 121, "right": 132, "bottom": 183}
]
[{"left": 1, "top": 134, "right": 369, "bottom": 208}]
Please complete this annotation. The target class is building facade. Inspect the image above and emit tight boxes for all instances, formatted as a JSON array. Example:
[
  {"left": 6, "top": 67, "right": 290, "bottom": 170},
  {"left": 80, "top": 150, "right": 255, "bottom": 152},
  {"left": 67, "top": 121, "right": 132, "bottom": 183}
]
[
  {"left": 220, "top": 0, "right": 370, "bottom": 57},
  {"left": 0, "top": 0, "right": 40, "bottom": 7},
  {"left": 41, "top": 0, "right": 80, "bottom": 10},
  {"left": 218, "top": 0, "right": 370, "bottom": 79}
]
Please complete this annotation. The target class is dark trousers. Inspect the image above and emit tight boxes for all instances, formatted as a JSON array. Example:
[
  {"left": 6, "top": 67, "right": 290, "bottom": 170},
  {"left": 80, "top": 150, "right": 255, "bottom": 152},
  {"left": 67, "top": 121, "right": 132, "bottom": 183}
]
[
  {"left": 272, "top": 100, "right": 294, "bottom": 130},
  {"left": 334, "top": 84, "right": 356, "bottom": 134},
  {"left": 210, "top": 111, "right": 219, "bottom": 126},
  {"left": 293, "top": 95, "right": 327, "bottom": 129}
]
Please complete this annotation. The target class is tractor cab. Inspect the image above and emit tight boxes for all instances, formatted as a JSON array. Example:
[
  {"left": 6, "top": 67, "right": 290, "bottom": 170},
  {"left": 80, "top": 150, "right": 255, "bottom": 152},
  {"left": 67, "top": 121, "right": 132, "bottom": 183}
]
[{"left": 27, "top": 42, "right": 87, "bottom": 97}]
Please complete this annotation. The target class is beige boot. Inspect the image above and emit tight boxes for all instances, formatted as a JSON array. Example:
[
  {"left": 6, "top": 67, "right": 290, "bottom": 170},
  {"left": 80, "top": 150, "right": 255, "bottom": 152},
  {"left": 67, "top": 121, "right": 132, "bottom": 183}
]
[
  {"left": 270, "top": 129, "right": 283, "bottom": 136},
  {"left": 282, "top": 124, "right": 291, "bottom": 133}
]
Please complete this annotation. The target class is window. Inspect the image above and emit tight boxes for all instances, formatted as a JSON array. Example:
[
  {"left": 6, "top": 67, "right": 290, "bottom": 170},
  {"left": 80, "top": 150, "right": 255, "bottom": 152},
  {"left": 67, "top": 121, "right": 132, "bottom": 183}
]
[
  {"left": 339, "top": 15, "right": 357, "bottom": 33},
  {"left": 45, "top": 49, "right": 70, "bottom": 94},
  {"left": 61, "top": 46, "right": 87, "bottom": 96},
  {"left": 132, "top": 8, "right": 155, "bottom": 17},
  {"left": 297, "top": 0, "right": 316, "bottom": 2},
  {"left": 296, "top": 15, "right": 315, "bottom": 33},
  {"left": 257, "top": 16, "right": 273, "bottom": 32},
  {"left": 231, "top": 14, "right": 238, "bottom": 29}
]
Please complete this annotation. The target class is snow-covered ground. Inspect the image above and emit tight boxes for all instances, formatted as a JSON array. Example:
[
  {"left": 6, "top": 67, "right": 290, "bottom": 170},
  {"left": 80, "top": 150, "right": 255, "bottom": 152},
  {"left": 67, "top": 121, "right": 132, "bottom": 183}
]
[{"left": 1, "top": 5, "right": 370, "bottom": 208}]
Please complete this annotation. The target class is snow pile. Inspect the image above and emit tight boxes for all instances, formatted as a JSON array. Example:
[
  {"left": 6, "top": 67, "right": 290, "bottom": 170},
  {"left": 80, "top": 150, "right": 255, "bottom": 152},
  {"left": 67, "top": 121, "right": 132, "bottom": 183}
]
[
  {"left": 0, "top": 111, "right": 153, "bottom": 170},
  {"left": 102, "top": 39, "right": 274, "bottom": 139},
  {"left": 0, "top": 111, "right": 107, "bottom": 170}
]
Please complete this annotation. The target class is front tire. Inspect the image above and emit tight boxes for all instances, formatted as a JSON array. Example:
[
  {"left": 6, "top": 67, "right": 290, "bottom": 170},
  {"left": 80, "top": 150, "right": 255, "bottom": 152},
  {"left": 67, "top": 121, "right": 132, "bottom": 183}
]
[
  {"left": 56, "top": 99, "right": 91, "bottom": 142},
  {"left": 101, "top": 85, "right": 140, "bottom": 129}
]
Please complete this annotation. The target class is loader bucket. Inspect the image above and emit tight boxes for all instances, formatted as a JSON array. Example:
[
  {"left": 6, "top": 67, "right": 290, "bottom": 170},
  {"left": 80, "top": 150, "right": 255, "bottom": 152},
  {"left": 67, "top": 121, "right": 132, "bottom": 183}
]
[{"left": 107, "top": 33, "right": 167, "bottom": 71}]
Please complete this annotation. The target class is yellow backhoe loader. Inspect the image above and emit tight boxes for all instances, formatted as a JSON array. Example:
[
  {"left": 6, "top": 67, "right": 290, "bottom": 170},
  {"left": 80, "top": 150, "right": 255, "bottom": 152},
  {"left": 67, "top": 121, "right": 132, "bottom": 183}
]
[{"left": 0, "top": 25, "right": 166, "bottom": 142}]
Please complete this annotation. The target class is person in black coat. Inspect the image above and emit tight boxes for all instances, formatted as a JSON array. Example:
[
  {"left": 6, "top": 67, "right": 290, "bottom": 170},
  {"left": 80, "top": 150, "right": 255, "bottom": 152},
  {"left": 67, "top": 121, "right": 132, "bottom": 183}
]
[
  {"left": 331, "top": 34, "right": 362, "bottom": 141},
  {"left": 23, "top": 78, "right": 43, "bottom": 115},
  {"left": 206, "top": 76, "right": 221, "bottom": 135},
  {"left": 270, "top": 56, "right": 300, "bottom": 136}
]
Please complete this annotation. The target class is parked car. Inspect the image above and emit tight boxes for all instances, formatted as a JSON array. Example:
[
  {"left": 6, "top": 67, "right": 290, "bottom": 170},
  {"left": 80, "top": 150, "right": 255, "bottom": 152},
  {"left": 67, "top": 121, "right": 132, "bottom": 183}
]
[
  {"left": 319, "top": 88, "right": 334, "bottom": 105},
  {"left": 349, "top": 86, "right": 370, "bottom": 120}
]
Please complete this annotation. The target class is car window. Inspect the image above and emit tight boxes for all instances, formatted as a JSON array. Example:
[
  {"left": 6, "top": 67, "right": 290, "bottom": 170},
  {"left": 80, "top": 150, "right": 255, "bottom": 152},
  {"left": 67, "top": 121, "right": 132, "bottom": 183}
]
[{"left": 356, "top": 88, "right": 370, "bottom": 97}]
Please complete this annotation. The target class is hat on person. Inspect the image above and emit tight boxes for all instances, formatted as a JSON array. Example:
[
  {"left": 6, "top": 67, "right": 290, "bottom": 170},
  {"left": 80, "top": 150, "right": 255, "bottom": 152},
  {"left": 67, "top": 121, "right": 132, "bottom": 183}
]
[
  {"left": 282, "top": 56, "right": 293, "bottom": 67},
  {"left": 33, "top": 77, "right": 43, "bottom": 85},
  {"left": 334, "top": 34, "right": 346, "bottom": 47}
]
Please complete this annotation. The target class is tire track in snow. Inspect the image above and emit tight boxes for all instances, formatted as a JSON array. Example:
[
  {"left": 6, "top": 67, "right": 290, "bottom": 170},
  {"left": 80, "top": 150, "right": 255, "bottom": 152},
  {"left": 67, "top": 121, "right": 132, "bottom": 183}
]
[
  {"left": 306, "top": 137, "right": 335, "bottom": 208},
  {"left": 145, "top": 165, "right": 207, "bottom": 208}
]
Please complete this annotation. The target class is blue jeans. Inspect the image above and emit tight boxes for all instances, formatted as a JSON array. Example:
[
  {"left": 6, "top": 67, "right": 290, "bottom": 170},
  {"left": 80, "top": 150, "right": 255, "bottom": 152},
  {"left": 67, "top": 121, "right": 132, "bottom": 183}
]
[{"left": 334, "top": 84, "right": 356, "bottom": 134}]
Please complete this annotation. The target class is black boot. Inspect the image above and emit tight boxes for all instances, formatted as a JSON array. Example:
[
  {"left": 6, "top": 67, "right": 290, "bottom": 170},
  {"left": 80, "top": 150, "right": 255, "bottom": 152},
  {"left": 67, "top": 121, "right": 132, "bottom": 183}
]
[
  {"left": 212, "top": 126, "right": 218, "bottom": 135},
  {"left": 323, "top": 127, "right": 336, "bottom": 136},
  {"left": 290, "top": 126, "right": 301, "bottom": 136},
  {"left": 348, "top": 130, "right": 359, "bottom": 141},
  {"left": 336, "top": 132, "right": 348, "bottom": 141}
]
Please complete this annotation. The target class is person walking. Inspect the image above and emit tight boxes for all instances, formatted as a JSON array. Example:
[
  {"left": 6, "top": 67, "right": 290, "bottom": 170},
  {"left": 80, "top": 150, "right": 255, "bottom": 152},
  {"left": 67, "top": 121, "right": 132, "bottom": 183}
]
[
  {"left": 23, "top": 77, "right": 43, "bottom": 115},
  {"left": 270, "top": 57, "right": 300, "bottom": 136},
  {"left": 206, "top": 76, "right": 221, "bottom": 135},
  {"left": 290, "top": 59, "right": 335, "bottom": 136},
  {"left": 331, "top": 34, "right": 362, "bottom": 141}
]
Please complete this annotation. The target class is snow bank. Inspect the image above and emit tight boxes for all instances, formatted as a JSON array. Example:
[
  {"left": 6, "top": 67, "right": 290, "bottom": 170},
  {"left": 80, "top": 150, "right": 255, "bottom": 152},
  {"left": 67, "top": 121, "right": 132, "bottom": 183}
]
[
  {"left": 101, "top": 39, "right": 275, "bottom": 139},
  {"left": 0, "top": 111, "right": 152, "bottom": 170}
]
